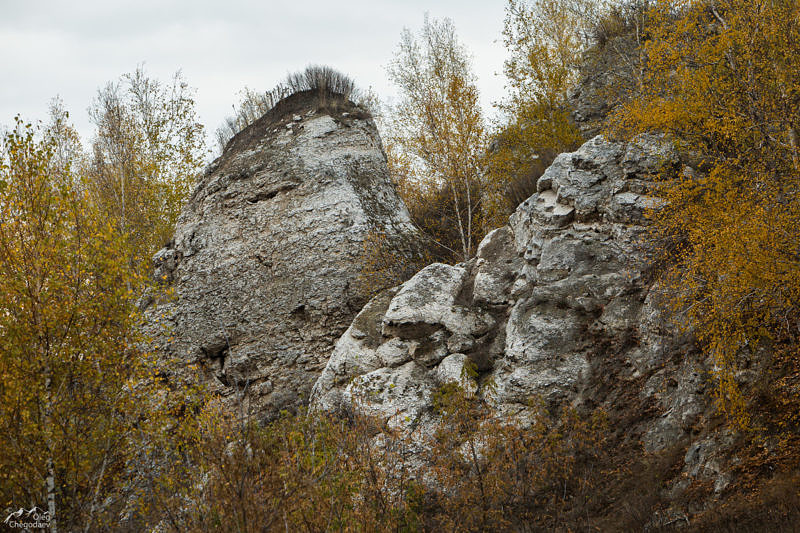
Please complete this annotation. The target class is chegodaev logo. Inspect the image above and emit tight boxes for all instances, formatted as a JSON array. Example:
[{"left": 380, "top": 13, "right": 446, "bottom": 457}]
[{"left": 3, "top": 507, "right": 51, "bottom": 530}]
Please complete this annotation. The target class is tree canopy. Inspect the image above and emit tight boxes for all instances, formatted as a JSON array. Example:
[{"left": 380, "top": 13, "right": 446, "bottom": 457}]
[
  {"left": 386, "top": 16, "right": 488, "bottom": 262},
  {"left": 612, "top": 0, "right": 800, "bottom": 427}
]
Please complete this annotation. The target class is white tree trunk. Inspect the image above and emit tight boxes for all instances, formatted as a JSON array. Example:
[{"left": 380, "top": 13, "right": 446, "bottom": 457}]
[{"left": 44, "top": 365, "right": 58, "bottom": 533}]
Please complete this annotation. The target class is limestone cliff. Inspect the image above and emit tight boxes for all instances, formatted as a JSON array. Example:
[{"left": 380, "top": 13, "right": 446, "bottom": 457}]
[
  {"left": 143, "top": 91, "right": 418, "bottom": 419},
  {"left": 312, "top": 135, "right": 733, "bottom": 499},
  {"left": 146, "top": 91, "right": 738, "bottom": 512}
]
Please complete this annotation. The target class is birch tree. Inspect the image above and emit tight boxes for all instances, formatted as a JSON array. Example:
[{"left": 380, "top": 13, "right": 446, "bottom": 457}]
[
  {"left": 88, "top": 66, "right": 207, "bottom": 270},
  {"left": 387, "top": 16, "right": 488, "bottom": 262},
  {"left": 0, "top": 119, "right": 169, "bottom": 531},
  {"left": 612, "top": 0, "right": 800, "bottom": 427}
]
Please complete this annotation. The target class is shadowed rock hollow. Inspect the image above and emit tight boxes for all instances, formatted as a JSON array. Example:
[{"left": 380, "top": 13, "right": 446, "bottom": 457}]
[{"left": 143, "top": 90, "right": 419, "bottom": 419}]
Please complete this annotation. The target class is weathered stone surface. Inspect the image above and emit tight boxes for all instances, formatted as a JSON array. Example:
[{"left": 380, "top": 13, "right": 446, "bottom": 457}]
[
  {"left": 312, "top": 134, "right": 716, "bottom": 485},
  {"left": 143, "top": 92, "right": 418, "bottom": 420},
  {"left": 383, "top": 263, "right": 469, "bottom": 331}
]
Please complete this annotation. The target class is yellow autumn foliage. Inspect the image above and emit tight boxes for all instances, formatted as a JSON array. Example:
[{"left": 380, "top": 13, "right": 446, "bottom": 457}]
[
  {"left": 87, "top": 66, "right": 208, "bottom": 271},
  {"left": 612, "top": 0, "right": 800, "bottom": 427},
  {"left": 0, "top": 119, "right": 208, "bottom": 531},
  {"left": 386, "top": 16, "right": 489, "bottom": 263},
  {"left": 485, "top": 0, "right": 606, "bottom": 225}
]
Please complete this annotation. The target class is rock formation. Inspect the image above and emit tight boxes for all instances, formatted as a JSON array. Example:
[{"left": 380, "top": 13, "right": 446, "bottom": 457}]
[
  {"left": 143, "top": 91, "right": 418, "bottom": 419},
  {"left": 143, "top": 83, "right": 736, "bottom": 501},
  {"left": 312, "top": 134, "right": 731, "bottom": 491}
]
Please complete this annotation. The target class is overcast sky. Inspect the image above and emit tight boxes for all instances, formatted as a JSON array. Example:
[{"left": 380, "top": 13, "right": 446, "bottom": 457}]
[{"left": 0, "top": 1, "right": 508, "bottom": 147}]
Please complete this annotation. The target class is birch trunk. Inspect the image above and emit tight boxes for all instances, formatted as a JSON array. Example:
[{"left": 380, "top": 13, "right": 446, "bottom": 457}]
[{"left": 44, "top": 364, "right": 58, "bottom": 533}]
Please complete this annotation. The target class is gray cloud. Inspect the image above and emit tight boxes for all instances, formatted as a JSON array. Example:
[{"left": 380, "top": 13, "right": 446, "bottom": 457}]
[{"left": 0, "top": 1, "right": 507, "bottom": 145}]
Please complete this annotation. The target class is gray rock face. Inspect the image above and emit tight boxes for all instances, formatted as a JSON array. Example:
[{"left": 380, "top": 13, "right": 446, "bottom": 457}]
[
  {"left": 144, "top": 93, "right": 418, "bottom": 419},
  {"left": 312, "top": 135, "right": 712, "bottom": 459}
]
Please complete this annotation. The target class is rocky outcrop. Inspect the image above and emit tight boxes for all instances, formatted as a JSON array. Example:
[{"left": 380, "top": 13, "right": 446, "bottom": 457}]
[
  {"left": 143, "top": 91, "right": 418, "bottom": 419},
  {"left": 312, "top": 135, "right": 727, "bottom": 488}
]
